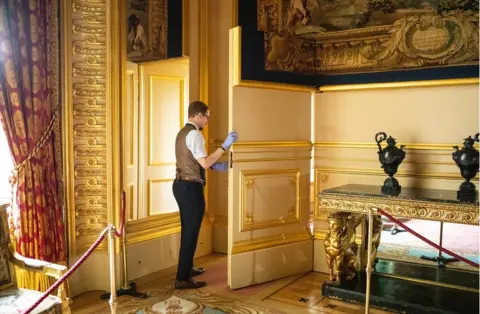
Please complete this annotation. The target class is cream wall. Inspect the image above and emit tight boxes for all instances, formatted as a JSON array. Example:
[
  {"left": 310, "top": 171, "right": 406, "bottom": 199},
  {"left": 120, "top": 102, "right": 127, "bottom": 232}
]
[
  {"left": 206, "top": 0, "right": 234, "bottom": 253},
  {"left": 313, "top": 84, "right": 479, "bottom": 272}
]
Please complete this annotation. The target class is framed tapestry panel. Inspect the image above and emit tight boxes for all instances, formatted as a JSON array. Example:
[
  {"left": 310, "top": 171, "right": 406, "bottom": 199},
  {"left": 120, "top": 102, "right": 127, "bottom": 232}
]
[
  {"left": 239, "top": 0, "right": 479, "bottom": 88},
  {"left": 127, "top": 0, "right": 182, "bottom": 63}
]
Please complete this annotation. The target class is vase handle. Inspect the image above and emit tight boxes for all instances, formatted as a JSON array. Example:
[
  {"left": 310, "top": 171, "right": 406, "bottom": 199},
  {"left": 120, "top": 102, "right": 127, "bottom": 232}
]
[{"left": 375, "top": 132, "right": 387, "bottom": 151}]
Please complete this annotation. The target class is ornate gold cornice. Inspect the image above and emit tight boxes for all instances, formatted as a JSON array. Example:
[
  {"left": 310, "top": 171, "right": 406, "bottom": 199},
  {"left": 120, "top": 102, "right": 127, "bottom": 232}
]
[
  {"left": 319, "top": 194, "right": 479, "bottom": 225},
  {"left": 319, "top": 78, "right": 479, "bottom": 92},
  {"left": 231, "top": 230, "right": 312, "bottom": 254}
]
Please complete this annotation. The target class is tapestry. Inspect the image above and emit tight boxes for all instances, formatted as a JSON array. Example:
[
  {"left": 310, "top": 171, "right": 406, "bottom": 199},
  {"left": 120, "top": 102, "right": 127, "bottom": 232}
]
[
  {"left": 127, "top": 0, "right": 168, "bottom": 62},
  {"left": 257, "top": 0, "right": 479, "bottom": 75}
]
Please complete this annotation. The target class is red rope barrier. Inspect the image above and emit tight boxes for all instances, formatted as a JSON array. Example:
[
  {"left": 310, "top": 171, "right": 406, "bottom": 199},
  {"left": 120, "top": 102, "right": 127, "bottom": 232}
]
[
  {"left": 21, "top": 228, "right": 109, "bottom": 314},
  {"left": 377, "top": 208, "right": 480, "bottom": 269},
  {"left": 21, "top": 190, "right": 128, "bottom": 314},
  {"left": 114, "top": 191, "right": 126, "bottom": 238}
]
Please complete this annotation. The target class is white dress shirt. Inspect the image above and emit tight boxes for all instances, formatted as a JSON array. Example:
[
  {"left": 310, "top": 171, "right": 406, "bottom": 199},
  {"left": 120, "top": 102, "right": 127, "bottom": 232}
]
[{"left": 185, "top": 122, "right": 207, "bottom": 160}]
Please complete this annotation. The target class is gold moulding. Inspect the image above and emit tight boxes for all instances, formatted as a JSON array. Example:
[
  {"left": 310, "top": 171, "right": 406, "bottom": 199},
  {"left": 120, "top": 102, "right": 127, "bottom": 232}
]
[
  {"left": 314, "top": 142, "right": 479, "bottom": 151},
  {"left": 209, "top": 140, "right": 313, "bottom": 148},
  {"left": 231, "top": 231, "right": 312, "bottom": 254},
  {"left": 319, "top": 78, "right": 479, "bottom": 92},
  {"left": 126, "top": 213, "right": 211, "bottom": 245},
  {"left": 319, "top": 195, "right": 479, "bottom": 225},
  {"left": 313, "top": 167, "right": 476, "bottom": 181}
]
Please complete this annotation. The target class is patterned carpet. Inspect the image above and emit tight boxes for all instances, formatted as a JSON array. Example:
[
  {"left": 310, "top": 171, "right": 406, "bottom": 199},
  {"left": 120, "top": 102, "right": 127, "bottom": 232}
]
[
  {"left": 378, "top": 220, "right": 479, "bottom": 270},
  {"left": 96, "top": 283, "right": 286, "bottom": 314}
]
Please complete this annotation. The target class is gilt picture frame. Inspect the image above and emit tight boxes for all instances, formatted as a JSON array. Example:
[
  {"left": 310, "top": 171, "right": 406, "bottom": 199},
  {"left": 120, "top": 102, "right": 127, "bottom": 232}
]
[
  {"left": 238, "top": 0, "right": 479, "bottom": 88},
  {"left": 126, "top": 0, "right": 183, "bottom": 63}
]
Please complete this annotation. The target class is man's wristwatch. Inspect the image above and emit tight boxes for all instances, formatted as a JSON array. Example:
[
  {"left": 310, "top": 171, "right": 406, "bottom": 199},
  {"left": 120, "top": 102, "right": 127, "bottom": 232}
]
[{"left": 220, "top": 146, "right": 226, "bottom": 151}]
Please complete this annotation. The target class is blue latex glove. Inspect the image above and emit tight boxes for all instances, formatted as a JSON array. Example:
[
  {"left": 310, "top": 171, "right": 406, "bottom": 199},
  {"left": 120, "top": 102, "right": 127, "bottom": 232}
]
[
  {"left": 211, "top": 161, "right": 228, "bottom": 172},
  {"left": 221, "top": 130, "right": 239, "bottom": 150}
]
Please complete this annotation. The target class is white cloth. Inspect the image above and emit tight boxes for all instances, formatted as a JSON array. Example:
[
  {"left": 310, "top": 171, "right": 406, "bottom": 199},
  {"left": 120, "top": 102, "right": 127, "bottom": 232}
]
[{"left": 185, "top": 122, "right": 207, "bottom": 160}]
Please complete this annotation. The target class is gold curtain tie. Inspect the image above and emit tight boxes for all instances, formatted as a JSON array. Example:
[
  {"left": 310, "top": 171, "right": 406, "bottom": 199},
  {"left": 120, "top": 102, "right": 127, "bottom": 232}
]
[{"left": 8, "top": 107, "right": 60, "bottom": 186}]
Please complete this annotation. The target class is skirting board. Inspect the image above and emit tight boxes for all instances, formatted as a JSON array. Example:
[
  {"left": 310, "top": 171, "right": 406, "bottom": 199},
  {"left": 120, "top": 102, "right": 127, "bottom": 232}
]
[
  {"left": 126, "top": 224, "right": 212, "bottom": 280},
  {"left": 229, "top": 240, "right": 313, "bottom": 290}
]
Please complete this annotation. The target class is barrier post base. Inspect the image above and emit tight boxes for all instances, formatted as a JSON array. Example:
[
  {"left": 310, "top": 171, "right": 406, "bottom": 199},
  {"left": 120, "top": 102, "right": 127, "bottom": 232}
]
[
  {"left": 420, "top": 255, "right": 458, "bottom": 268},
  {"left": 100, "top": 282, "right": 148, "bottom": 300}
]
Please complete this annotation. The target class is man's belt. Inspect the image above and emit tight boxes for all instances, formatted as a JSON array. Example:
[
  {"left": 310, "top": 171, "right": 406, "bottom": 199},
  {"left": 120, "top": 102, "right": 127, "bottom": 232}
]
[{"left": 176, "top": 176, "right": 205, "bottom": 185}]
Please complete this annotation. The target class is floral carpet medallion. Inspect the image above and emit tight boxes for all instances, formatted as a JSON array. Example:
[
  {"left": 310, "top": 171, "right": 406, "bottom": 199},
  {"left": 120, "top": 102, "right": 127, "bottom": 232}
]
[{"left": 98, "top": 284, "right": 285, "bottom": 314}]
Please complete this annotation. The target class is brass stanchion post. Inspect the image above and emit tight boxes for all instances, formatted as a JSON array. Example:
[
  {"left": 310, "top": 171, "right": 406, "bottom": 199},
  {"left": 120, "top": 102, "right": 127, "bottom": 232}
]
[
  {"left": 100, "top": 192, "right": 147, "bottom": 301},
  {"left": 108, "top": 225, "right": 117, "bottom": 314},
  {"left": 365, "top": 208, "right": 374, "bottom": 314}
]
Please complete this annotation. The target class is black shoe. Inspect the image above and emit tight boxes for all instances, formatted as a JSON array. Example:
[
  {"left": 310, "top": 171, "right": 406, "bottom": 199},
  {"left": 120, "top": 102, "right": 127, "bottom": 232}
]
[
  {"left": 191, "top": 266, "right": 205, "bottom": 277},
  {"left": 174, "top": 279, "right": 206, "bottom": 290}
]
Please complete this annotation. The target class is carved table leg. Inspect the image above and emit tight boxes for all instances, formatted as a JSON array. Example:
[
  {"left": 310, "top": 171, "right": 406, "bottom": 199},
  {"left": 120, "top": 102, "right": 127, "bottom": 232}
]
[
  {"left": 362, "top": 213, "right": 383, "bottom": 269},
  {"left": 324, "top": 212, "right": 357, "bottom": 285}
]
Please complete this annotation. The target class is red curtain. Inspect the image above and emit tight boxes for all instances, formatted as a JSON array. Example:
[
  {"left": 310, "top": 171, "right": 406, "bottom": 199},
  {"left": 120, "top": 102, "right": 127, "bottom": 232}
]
[{"left": 0, "top": 0, "right": 64, "bottom": 263}]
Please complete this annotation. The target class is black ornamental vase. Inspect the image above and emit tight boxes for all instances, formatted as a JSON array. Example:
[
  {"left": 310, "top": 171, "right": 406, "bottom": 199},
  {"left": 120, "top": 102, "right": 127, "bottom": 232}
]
[
  {"left": 375, "top": 132, "right": 406, "bottom": 195},
  {"left": 452, "top": 133, "right": 479, "bottom": 202}
]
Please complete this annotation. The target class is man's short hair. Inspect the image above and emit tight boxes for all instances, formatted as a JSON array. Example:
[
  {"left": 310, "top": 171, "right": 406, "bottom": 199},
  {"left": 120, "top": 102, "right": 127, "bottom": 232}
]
[{"left": 188, "top": 101, "right": 209, "bottom": 118}]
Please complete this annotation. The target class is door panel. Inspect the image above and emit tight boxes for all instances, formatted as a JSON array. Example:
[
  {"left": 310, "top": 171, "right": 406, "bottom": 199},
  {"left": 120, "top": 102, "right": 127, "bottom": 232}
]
[
  {"left": 227, "top": 86, "right": 313, "bottom": 289},
  {"left": 124, "top": 61, "right": 139, "bottom": 221},
  {"left": 139, "top": 59, "right": 189, "bottom": 219}
]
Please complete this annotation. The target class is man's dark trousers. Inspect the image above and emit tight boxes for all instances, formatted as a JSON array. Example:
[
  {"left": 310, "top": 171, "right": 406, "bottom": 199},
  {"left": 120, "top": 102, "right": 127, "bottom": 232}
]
[{"left": 172, "top": 179, "right": 205, "bottom": 281}]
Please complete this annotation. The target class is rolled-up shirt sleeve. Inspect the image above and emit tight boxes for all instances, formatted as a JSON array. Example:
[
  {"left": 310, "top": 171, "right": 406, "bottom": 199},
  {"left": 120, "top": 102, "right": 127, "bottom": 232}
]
[{"left": 186, "top": 130, "right": 207, "bottom": 160}]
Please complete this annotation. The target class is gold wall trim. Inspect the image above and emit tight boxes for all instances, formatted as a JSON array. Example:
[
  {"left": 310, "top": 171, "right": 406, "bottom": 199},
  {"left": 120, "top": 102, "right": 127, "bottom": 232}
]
[
  {"left": 319, "top": 78, "right": 479, "bottom": 92},
  {"left": 314, "top": 167, "right": 469, "bottom": 181},
  {"left": 237, "top": 80, "right": 317, "bottom": 93},
  {"left": 314, "top": 156, "right": 454, "bottom": 166},
  {"left": 235, "top": 157, "right": 312, "bottom": 163},
  {"left": 61, "top": 0, "right": 75, "bottom": 257},
  {"left": 230, "top": 26, "right": 316, "bottom": 93},
  {"left": 199, "top": 0, "right": 210, "bottom": 216},
  {"left": 210, "top": 140, "right": 313, "bottom": 149},
  {"left": 235, "top": 141, "right": 313, "bottom": 148},
  {"left": 64, "top": 0, "right": 120, "bottom": 255},
  {"left": 126, "top": 213, "right": 180, "bottom": 245},
  {"left": 126, "top": 212, "right": 209, "bottom": 245},
  {"left": 232, "top": 231, "right": 312, "bottom": 254},
  {"left": 139, "top": 56, "right": 190, "bottom": 65},
  {"left": 240, "top": 169, "right": 301, "bottom": 231},
  {"left": 314, "top": 141, "right": 478, "bottom": 151},
  {"left": 146, "top": 178, "right": 175, "bottom": 217},
  {"left": 210, "top": 214, "right": 228, "bottom": 225}
]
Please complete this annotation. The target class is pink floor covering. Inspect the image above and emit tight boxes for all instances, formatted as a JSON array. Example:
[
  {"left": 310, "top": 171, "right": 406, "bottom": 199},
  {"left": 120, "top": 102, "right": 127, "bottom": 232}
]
[
  {"left": 195, "top": 258, "right": 277, "bottom": 297},
  {"left": 380, "top": 219, "right": 479, "bottom": 255}
]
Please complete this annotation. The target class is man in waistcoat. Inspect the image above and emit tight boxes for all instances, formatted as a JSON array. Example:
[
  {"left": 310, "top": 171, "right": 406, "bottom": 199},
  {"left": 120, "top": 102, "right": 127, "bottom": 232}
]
[{"left": 173, "top": 101, "right": 238, "bottom": 289}]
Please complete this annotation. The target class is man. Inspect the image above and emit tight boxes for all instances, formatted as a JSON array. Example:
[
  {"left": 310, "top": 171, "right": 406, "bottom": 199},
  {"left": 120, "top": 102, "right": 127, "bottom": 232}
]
[{"left": 173, "top": 101, "right": 238, "bottom": 289}]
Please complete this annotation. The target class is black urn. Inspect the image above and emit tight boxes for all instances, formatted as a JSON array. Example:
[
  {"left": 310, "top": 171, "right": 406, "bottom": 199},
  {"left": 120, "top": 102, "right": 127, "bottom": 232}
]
[
  {"left": 452, "top": 133, "right": 479, "bottom": 201},
  {"left": 375, "top": 132, "right": 406, "bottom": 195}
]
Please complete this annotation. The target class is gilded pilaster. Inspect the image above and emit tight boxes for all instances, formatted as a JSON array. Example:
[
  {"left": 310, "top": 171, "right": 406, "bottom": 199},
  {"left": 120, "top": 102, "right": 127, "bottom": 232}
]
[{"left": 63, "top": 0, "right": 120, "bottom": 257}]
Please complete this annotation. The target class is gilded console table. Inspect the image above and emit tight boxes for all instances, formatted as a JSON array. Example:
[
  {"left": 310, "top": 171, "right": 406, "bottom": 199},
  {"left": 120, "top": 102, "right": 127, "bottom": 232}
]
[{"left": 318, "top": 184, "right": 479, "bottom": 314}]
